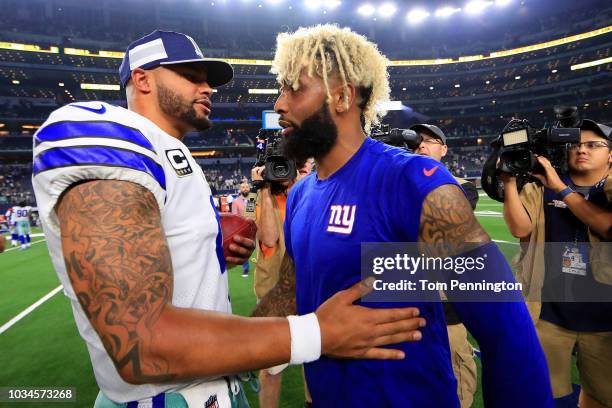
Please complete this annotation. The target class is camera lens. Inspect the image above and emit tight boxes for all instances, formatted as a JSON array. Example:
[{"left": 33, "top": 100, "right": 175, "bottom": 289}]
[{"left": 273, "top": 163, "right": 289, "bottom": 178}]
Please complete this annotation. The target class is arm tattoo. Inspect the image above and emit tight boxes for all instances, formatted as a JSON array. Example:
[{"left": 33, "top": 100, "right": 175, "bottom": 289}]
[
  {"left": 251, "top": 254, "right": 296, "bottom": 317},
  {"left": 419, "top": 184, "right": 489, "bottom": 257},
  {"left": 57, "top": 180, "right": 177, "bottom": 383}
]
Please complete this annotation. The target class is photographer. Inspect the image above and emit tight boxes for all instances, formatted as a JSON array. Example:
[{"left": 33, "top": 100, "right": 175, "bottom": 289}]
[
  {"left": 251, "top": 158, "right": 313, "bottom": 408},
  {"left": 501, "top": 119, "right": 612, "bottom": 408},
  {"left": 411, "top": 123, "right": 478, "bottom": 408}
]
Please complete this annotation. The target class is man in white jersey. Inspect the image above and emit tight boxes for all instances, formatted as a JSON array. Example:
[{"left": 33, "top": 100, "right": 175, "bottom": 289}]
[
  {"left": 5, "top": 206, "right": 18, "bottom": 247},
  {"left": 32, "top": 30, "right": 425, "bottom": 407},
  {"left": 12, "top": 200, "right": 32, "bottom": 250}
]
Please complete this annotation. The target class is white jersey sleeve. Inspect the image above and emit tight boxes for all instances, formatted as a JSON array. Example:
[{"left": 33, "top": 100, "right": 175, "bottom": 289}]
[{"left": 32, "top": 102, "right": 166, "bottom": 233}]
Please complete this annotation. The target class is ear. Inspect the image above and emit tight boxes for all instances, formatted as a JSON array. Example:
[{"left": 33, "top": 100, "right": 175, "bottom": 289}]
[
  {"left": 130, "top": 68, "right": 153, "bottom": 94},
  {"left": 331, "top": 82, "right": 356, "bottom": 114},
  {"left": 441, "top": 145, "right": 448, "bottom": 158}
]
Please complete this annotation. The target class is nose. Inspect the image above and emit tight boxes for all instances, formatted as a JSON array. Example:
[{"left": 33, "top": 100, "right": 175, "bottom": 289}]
[
  {"left": 274, "top": 92, "right": 287, "bottom": 115},
  {"left": 576, "top": 143, "right": 589, "bottom": 155},
  {"left": 198, "top": 81, "right": 213, "bottom": 98}
]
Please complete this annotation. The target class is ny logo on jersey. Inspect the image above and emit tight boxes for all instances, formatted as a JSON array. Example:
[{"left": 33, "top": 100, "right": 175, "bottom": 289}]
[
  {"left": 166, "top": 149, "right": 193, "bottom": 177},
  {"left": 327, "top": 205, "right": 356, "bottom": 234}
]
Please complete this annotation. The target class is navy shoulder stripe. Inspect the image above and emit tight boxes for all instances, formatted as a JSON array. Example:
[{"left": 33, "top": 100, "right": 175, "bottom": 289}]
[
  {"left": 32, "top": 145, "right": 166, "bottom": 190},
  {"left": 35, "top": 121, "right": 155, "bottom": 152}
]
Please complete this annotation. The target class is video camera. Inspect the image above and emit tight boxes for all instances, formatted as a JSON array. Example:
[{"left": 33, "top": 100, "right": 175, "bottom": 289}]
[
  {"left": 253, "top": 129, "right": 297, "bottom": 190},
  {"left": 482, "top": 106, "right": 582, "bottom": 202},
  {"left": 371, "top": 124, "right": 420, "bottom": 150}
]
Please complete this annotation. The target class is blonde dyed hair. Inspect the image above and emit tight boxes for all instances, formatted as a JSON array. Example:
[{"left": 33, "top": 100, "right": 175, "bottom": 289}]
[{"left": 272, "top": 24, "right": 390, "bottom": 133}]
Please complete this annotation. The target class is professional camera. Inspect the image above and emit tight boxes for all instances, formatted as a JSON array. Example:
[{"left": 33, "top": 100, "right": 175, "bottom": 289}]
[
  {"left": 497, "top": 106, "right": 581, "bottom": 175},
  {"left": 371, "top": 124, "right": 420, "bottom": 150},
  {"left": 253, "top": 129, "right": 297, "bottom": 189},
  {"left": 482, "top": 106, "right": 582, "bottom": 202}
]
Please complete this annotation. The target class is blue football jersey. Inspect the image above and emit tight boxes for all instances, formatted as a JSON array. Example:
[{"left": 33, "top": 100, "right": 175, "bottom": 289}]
[{"left": 285, "top": 138, "right": 461, "bottom": 407}]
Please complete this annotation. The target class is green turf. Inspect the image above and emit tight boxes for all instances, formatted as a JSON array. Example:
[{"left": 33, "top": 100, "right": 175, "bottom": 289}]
[{"left": 0, "top": 197, "right": 576, "bottom": 406}]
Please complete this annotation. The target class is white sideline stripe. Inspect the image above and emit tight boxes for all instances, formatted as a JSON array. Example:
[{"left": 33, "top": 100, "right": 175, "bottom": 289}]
[
  {"left": 493, "top": 239, "right": 519, "bottom": 246},
  {"left": 0, "top": 285, "right": 63, "bottom": 335},
  {"left": 3, "top": 238, "right": 47, "bottom": 252}
]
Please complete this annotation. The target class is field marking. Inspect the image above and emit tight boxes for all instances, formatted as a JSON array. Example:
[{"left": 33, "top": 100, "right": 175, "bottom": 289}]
[
  {"left": 493, "top": 239, "right": 519, "bottom": 246},
  {"left": 3, "top": 238, "right": 47, "bottom": 253},
  {"left": 0, "top": 285, "right": 63, "bottom": 335}
]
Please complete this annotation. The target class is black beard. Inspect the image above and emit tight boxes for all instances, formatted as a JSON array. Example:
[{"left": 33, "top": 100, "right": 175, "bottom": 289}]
[
  {"left": 240, "top": 191, "right": 249, "bottom": 197},
  {"left": 282, "top": 102, "right": 338, "bottom": 163},
  {"left": 158, "top": 84, "right": 212, "bottom": 131}
]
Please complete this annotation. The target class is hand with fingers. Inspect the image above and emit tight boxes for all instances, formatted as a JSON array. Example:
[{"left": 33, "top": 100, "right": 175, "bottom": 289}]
[
  {"left": 316, "top": 278, "right": 425, "bottom": 360},
  {"left": 530, "top": 155, "right": 566, "bottom": 192},
  {"left": 226, "top": 235, "right": 256, "bottom": 265}
]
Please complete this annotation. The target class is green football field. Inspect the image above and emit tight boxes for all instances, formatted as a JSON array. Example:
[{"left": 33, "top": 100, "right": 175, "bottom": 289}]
[{"left": 0, "top": 196, "right": 572, "bottom": 407}]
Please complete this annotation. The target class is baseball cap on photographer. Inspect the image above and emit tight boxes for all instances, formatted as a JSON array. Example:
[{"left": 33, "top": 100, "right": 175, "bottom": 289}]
[
  {"left": 119, "top": 30, "right": 234, "bottom": 88},
  {"left": 409, "top": 123, "right": 447, "bottom": 145},
  {"left": 581, "top": 119, "right": 611, "bottom": 141}
]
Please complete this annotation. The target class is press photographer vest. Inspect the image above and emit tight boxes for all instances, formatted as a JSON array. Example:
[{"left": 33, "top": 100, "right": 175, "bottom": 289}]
[{"left": 541, "top": 175, "right": 612, "bottom": 331}]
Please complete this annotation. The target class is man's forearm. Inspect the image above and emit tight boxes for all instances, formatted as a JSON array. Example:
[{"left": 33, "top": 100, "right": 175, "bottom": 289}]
[
  {"left": 252, "top": 254, "right": 296, "bottom": 317},
  {"left": 58, "top": 180, "right": 292, "bottom": 384},
  {"left": 257, "top": 187, "right": 281, "bottom": 248},
  {"left": 502, "top": 181, "right": 533, "bottom": 238},
  {"left": 562, "top": 192, "right": 612, "bottom": 239}
]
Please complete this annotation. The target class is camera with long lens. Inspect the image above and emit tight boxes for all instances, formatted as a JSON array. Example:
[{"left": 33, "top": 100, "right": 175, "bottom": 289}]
[
  {"left": 253, "top": 129, "right": 296, "bottom": 190},
  {"left": 371, "top": 124, "right": 420, "bottom": 150},
  {"left": 482, "top": 106, "right": 582, "bottom": 202}
]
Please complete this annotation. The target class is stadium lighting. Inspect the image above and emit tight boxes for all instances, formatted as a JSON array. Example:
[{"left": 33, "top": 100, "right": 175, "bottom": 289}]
[
  {"left": 0, "top": 123, "right": 5, "bottom": 128},
  {"left": 551, "top": 69, "right": 558, "bottom": 73},
  {"left": 305, "top": 0, "right": 322, "bottom": 10},
  {"left": 454, "top": 84, "right": 461, "bottom": 88},
  {"left": 266, "top": 0, "right": 283, "bottom": 4},
  {"left": 402, "top": 87, "right": 406, "bottom": 91},
  {"left": 465, "top": 0, "right": 493, "bottom": 14},
  {"left": 378, "top": 3, "right": 397, "bottom": 18},
  {"left": 429, "top": 86, "right": 434, "bottom": 90},
  {"left": 248, "top": 88, "right": 279, "bottom": 94},
  {"left": 434, "top": 6, "right": 461, "bottom": 18},
  {"left": 495, "top": 0, "right": 512, "bottom": 5},
  {"left": 357, "top": 3, "right": 376, "bottom": 16},
  {"left": 80, "top": 83, "right": 120, "bottom": 91},
  {"left": 326, "top": 0, "right": 342, "bottom": 9},
  {"left": 375, "top": 100, "right": 403, "bottom": 111},
  {"left": 11, "top": 80, "right": 20, "bottom": 85},
  {"left": 406, "top": 8, "right": 430, "bottom": 23},
  {"left": 515, "top": 75, "right": 521, "bottom": 79},
  {"left": 58, "top": 82, "right": 64, "bottom": 87},
  {"left": 485, "top": 80, "right": 490, "bottom": 84}
]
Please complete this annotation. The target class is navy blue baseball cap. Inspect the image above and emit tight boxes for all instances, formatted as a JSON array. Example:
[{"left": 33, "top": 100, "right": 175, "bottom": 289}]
[{"left": 119, "top": 30, "right": 233, "bottom": 88}]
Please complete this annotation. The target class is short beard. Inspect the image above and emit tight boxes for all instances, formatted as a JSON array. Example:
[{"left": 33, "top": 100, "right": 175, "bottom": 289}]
[
  {"left": 282, "top": 102, "right": 338, "bottom": 163},
  {"left": 157, "top": 83, "right": 212, "bottom": 131}
]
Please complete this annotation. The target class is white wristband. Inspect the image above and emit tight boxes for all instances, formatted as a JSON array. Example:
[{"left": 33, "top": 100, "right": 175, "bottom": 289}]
[{"left": 286, "top": 313, "right": 321, "bottom": 365}]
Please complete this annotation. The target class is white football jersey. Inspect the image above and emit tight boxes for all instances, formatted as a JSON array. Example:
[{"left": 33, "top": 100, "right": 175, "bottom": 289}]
[
  {"left": 11, "top": 206, "right": 31, "bottom": 223},
  {"left": 32, "top": 102, "right": 232, "bottom": 404}
]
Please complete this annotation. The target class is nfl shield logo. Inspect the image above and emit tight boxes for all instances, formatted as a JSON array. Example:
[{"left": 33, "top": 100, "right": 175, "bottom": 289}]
[{"left": 205, "top": 394, "right": 219, "bottom": 408}]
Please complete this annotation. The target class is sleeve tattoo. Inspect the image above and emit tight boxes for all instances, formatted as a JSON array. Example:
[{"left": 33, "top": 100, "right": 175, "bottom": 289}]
[
  {"left": 419, "top": 183, "right": 490, "bottom": 256},
  {"left": 251, "top": 253, "right": 296, "bottom": 317},
  {"left": 56, "top": 180, "right": 177, "bottom": 383}
]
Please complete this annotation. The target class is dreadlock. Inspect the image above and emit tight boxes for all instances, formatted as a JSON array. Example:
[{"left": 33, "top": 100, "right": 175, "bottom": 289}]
[{"left": 272, "top": 24, "right": 390, "bottom": 133}]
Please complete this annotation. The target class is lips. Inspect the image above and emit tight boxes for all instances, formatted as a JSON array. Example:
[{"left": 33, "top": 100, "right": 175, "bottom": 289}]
[
  {"left": 195, "top": 99, "right": 212, "bottom": 115},
  {"left": 278, "top": 119, "right": 294, "bottom": 135}
]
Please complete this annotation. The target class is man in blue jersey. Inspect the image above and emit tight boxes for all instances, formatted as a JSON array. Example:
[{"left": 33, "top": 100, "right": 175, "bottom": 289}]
[{"left": 263, "top": 24, "right": 554, "bottom": 407}]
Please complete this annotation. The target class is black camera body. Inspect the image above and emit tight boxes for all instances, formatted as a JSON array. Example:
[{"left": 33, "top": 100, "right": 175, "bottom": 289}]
[
  {"left": 371, "top": 125, "right": 420, "bottom": 150},
  {"left": 253, "top": 129, "right": 296, "bottom": 189},
  {"left": 498, "top": 106, "right": 581, "bottom": 175},
  {"left": 482, "top": 106, "right": 583, "bottom": 202}
]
